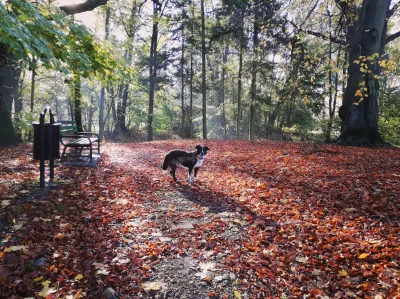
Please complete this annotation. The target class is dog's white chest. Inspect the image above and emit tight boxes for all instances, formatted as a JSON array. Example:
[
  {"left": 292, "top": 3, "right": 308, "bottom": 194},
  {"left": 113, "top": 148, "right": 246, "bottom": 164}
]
[{"left": 194, "top": 156, "right": 205, "bottom": 168}]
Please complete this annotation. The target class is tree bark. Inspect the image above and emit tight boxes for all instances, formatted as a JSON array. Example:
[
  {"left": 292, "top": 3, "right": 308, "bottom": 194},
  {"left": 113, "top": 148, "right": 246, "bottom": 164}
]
[
  {"left": 200, "top": 0, "right": 207, "bottom": 139},
  {"left": 249, "top": 0, "right": 260, "bottom": 142},
  {"left": 236, "top": 10, "right": 244, "bottom": 140},
  {"left": 0, "top": 43, "right": 21, "bottom": 146},
  {"left": 180, "top": 24, "right": 186, "bottom": 137},
  {"left": 72, "top": 74, "right": 84, "bottom": 132},
  {"left": 222, "top": 40, "right": 228, "bottom": 139},
  {"left": 147, "top": 0, "right": 161, "bottom": 141},
  {"left": 337, "top": 0, "right": 391, "bottom": 146},
  {"left": 99, "top": 5, "right": 110, "bottom": 141},
  {"left": 189, "top": 1, "right": 194, "bottom": 139}
]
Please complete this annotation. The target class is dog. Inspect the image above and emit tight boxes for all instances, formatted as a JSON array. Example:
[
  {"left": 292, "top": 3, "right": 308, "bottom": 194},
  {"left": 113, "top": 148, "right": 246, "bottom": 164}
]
[{"left": 162, "top": 145, "right": 210, "bottom": 183}]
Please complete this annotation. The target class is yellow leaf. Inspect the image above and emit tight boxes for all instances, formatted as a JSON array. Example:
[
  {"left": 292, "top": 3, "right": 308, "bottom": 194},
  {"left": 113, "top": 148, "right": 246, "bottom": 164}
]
[
  {"left": 75, "top": 274, "right": 83, "bottom": 280},
  {"left": 353, "top": 60, "right": 360, "bottom": 64},
  {"left": 73, "top": 289, "right": 84, "bottom": 299},
  {"left": 355, "top": 90, "right": 363, "bottom": 97},
  {"left": 358, "top": 253, "right": 370, "bottom": 259},
  {"left": 234, "top": 290, "right": 242, "bottom": 299},
  {"left": 339, "top": 269, "right": 348, "bottom": 277},
  {"left": 34, "top": 276, "right": 43, "bottom": 282}
]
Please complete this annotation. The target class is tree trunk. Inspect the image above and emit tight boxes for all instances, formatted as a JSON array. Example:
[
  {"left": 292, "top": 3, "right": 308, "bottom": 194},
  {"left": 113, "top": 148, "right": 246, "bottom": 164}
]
[
  {"left": 189, "top": 1, "right": 194, "bottom": 139},
  {"left": 0, "top": 43, "right": 21, "bottom": 146},
  {"left": 72, "top": 74, "right": 84, "bottom": 132},
  {"left": 119, "top": 82, "right": 129, "bottom": 134},
  {"left": 222, "top": 40, "right": 228, "bottom": 139},
  {"left": 14, "top": 68, "right": 25, "bottom": 139},
  {"left": 0, "top": 45, "right": 21, "bottom": 146},
  {"left": 180, "top": 25, "right": 186, "bottom": 137},
  {"left": 236, "top": 10, "right": 244, "bottom": 140},
  {"left": 337, "top": 0, "right": 390, "bottom": 146},
  {"left": 249, "top": 1, "right": 260, "bottom": 142},
  {"left": 200, "top": 0, "right": 207, "bottom": 139},
  {"left": 147, "top": 0, "right": 160, "bottom": 141},
  {"left": 99, "top": 6, "right": 110, "bottom": 141}
]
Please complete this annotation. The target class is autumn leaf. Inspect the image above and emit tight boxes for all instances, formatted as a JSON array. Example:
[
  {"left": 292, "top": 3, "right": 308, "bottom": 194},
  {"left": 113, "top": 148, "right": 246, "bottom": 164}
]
[
  {"left": 38, "top": 281, "right": 56, "bottom": 298},
  {"left": 358, "top": 253, "right": 370, "bottom": 259},
  {"left": 1, "top": 200, "right": 10, "bottom": 206},
  {"left": 339, "top": 269, "right": 348, "bottom": 277},
  {"left": 75, "top": 274, "right": 83, "bottom": 280},
  {"left": 5, "top": 245, "right": 27, "bottom": 252},
  {"left": 355, "top": 90, "right": 363, "bottom": 97},
  {"left": 141, "top": 281, "right": 162, "bottom": 291},
  {"left": 234, "top": 290, "right": 242, "bottom": 299}
]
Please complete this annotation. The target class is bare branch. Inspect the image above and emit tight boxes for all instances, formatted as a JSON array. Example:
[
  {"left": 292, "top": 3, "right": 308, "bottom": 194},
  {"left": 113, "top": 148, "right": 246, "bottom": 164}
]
[
  {"left": 59, "top": 0, "right": 108, "bottom": 16},
  {"left": 299, "top": 0, "right": 319, "bottom": 28},
  {"left": 387, "top": 1, "right": 400, "bottom": 19},
  {"left": 386, "top": 30, "right": 400, "bottom": 44},
  {"left": 289, "top": 21, "right": 347, "bottom": 46}
]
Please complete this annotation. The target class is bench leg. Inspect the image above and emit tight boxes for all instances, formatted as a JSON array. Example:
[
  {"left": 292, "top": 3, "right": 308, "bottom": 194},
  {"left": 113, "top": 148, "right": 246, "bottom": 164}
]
[
  {"left": 89, "top": 145, "right": 93, "bottom": 162},
  {"left": 61, "top": 146, "right": 67, "bottom": 161}
]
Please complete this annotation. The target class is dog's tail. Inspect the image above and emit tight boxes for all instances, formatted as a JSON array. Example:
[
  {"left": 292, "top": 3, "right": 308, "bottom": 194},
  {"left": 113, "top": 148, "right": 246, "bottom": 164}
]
[{"left": 162, "top": 155, "right": 169, "bottom": 170}]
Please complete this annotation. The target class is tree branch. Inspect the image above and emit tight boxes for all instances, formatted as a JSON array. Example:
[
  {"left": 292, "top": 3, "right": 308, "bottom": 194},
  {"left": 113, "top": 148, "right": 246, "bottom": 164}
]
[
  {"left": 290, "top": 20, "right": 347, "bottom": 46},
  {"left": 386, "top": 30, "right": 400, "bottom": 44},
  {"left": 387, "top": 1, "right": 400, "bottom": 19},
  {"left": 59, "top": 0, "right": 108, "bottom": 16},
  {"left": 303, "top": 29, "right": 346, "bottom": 45}
]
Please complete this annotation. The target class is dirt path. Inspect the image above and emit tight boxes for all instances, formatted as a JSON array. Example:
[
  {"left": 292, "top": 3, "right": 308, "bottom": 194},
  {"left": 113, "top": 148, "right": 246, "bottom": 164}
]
[{"left": 101, "top": 142, "right": 248, "bottom": 298}]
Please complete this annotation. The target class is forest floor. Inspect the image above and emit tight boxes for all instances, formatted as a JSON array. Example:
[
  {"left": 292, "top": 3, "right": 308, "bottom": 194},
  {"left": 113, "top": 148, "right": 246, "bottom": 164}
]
[{"left": 0, "top": 140, "right": 400, "bottom": 299}]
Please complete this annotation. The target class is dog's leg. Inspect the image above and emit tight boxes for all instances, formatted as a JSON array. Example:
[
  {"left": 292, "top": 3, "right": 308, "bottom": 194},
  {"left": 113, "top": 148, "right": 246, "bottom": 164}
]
[
  {"left": 187, "top": 167, "right": 193, "bottom": 183},
  {"left": 170, "top": 167, "right": 179, "bottom": 182},
  {"left": 193, "top": 167, "right": 200, "bottom": 182}
]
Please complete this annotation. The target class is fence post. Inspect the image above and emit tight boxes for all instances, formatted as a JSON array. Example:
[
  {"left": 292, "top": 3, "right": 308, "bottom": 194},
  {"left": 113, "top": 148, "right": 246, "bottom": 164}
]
[{"left": 39, "top": 109, "right": 46, "bottom": 189}]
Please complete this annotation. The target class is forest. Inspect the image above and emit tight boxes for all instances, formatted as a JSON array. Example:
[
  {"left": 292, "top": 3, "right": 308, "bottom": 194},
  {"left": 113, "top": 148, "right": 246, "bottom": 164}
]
[
  {"left": 1, "top": 1, "right": 400, "bottom": 298},
  {"left": 0, "top": 0, "right": 399, "bottom": 146}
]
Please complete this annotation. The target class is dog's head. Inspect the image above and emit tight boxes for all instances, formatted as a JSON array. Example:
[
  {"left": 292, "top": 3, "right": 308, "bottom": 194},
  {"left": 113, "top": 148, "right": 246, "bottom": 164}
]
[{"left": 195, "top": 145, "right": 210, "bottom": 157}]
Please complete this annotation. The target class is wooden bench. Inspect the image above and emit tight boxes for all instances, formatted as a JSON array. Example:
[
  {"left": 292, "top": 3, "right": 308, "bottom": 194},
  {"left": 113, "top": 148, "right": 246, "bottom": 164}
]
[{"left": 59, "top": 121, "right": 100, "bottom": 162}]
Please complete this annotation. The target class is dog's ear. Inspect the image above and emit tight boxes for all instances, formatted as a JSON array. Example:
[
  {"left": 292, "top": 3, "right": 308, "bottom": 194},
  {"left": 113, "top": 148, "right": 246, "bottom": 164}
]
[
  {"left": 195, "top": 145, "right": 202, "bottom": 150},
  {"left": 205, "top": 146, "right": 210, "bottom": 151}
]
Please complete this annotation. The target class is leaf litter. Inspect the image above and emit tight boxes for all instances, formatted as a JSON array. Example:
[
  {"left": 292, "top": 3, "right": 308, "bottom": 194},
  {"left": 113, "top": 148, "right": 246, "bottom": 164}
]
[{"left": 0, "top": 141, "right": 399, "bottom": 298}]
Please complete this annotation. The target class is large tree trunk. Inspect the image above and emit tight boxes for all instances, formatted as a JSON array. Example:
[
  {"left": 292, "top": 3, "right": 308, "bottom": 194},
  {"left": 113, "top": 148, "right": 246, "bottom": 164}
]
[
  {"left": 200, "top": 0, "right": 207, "bottom": 139},
  {"left": 337, "top": 0, "right": 390, "bottom": 146},
  {"left": 0, "top": 43, "right": 21, "bottom": 146}
]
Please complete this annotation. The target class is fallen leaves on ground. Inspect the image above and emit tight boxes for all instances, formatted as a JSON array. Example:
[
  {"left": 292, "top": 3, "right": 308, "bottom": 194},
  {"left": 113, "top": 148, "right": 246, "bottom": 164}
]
[{"left": 0, "top": 140, "right": 399, "bottom": 298}]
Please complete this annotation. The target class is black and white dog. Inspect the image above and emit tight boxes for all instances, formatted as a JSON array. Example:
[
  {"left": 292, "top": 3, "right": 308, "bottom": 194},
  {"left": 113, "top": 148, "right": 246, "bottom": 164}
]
[{"left": 162, "top": 145, "right": 210, "bottom": 183}]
